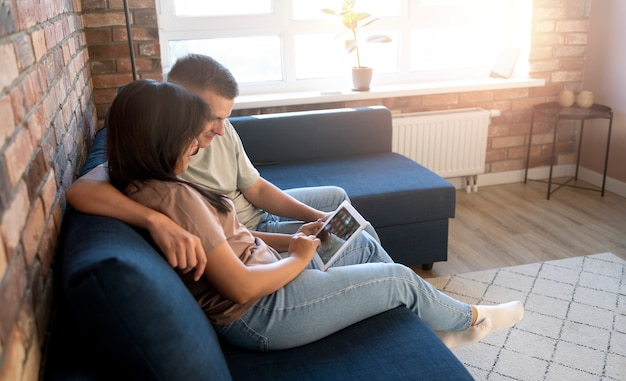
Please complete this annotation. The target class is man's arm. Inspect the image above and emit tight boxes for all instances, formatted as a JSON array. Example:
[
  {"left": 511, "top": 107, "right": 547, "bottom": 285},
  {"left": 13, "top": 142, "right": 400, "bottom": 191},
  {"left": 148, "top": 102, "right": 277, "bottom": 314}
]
[
  {"left": 240, "top": 178, "right": 326, "bottom": 223},
  {"left": 65, "top": 165, "right": 207, "bottom": 281}
]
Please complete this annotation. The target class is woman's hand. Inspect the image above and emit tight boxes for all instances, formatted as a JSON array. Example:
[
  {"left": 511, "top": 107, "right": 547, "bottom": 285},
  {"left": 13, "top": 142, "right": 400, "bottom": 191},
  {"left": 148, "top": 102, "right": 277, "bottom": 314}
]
[{"left": 287, "top": 232, "right": 320, "bottom": 264}]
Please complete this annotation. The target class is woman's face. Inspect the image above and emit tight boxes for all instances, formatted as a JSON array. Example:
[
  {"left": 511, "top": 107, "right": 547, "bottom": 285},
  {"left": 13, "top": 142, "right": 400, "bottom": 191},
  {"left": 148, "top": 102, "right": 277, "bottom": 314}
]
[{"left": 175, "top": 138, "right": 200, "bottom": 174}]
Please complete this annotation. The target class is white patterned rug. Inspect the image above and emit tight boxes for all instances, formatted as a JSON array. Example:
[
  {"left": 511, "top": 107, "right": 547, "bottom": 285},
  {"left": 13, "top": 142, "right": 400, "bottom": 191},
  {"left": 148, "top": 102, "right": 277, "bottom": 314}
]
[{"left": 427, "top": 253, "right": 625, "bottom": 380}]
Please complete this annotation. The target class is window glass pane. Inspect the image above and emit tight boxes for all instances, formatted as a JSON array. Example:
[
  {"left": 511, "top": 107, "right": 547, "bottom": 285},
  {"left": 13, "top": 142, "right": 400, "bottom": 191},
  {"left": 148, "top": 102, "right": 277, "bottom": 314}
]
[
  {"left": 295, "top": 33, "right": 351, "bottom": 79},
  {"left": 293, "top": 0, "right": 401, "bottom": 20},
  {"left": 174, "top": 0, "right": 271, "bottom": 17},
  {"left": 168, "top": 36, "right": 282, "bottom": 83},
  {"left": 295, "top": 31, "right": 398, "bottom": 79},
  {"left": 411, "top": 26, "right": 505, "bottom": 71},
  {"left": 352, "top": 31, "right": 398, "bottom": 72}
]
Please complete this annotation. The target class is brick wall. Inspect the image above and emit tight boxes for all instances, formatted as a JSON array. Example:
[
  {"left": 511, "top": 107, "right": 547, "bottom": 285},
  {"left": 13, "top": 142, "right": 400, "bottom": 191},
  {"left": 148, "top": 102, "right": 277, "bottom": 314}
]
[
  {"left": 82, "top": 0, "right": 163, "bottom": 128},
  {"left": 0, "top": 0, "right": 592, "bottom": 379},
  {"left": 0, "top": 0, "right": 162, "bottom": 379},
  {"left": 0, "top": 0, "right": 95, "bottom": 379}
]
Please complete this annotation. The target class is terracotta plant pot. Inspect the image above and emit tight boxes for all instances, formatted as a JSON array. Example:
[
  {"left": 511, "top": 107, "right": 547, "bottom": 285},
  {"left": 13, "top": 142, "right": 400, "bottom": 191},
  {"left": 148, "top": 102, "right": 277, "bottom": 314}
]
[{"left": 352, "top": 67, "right": 373, "bottom": 91}]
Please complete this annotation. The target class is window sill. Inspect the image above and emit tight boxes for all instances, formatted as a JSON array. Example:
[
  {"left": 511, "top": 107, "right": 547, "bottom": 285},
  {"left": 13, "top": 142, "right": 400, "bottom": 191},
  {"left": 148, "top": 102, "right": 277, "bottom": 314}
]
[{"left": 233, "top": 77, "right": 545, "bottom": 110}]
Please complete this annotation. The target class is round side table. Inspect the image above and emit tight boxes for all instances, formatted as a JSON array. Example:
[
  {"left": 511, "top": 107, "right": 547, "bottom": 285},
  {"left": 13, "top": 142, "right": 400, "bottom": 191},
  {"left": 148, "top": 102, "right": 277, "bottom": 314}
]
[{"left": 523, "top": 102, "right": 613, "bottom": 200}]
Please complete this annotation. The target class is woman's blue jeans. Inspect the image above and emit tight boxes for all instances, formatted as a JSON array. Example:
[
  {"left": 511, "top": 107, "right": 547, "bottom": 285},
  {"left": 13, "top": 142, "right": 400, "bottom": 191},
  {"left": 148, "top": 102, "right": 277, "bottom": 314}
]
[{"left": 214, "top": 232, "right": 473, "bottom": 351}]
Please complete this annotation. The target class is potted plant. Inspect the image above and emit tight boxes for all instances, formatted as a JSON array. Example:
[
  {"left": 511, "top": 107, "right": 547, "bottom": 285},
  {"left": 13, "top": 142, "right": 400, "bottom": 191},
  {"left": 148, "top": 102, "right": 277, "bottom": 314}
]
[{"left": 322, "top": 0, "right": 392, "bottom": 91}]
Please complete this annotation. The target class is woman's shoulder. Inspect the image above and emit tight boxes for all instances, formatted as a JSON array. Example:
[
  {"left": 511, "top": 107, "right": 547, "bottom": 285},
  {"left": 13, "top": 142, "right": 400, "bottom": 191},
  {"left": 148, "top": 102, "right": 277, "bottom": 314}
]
[
  {"left": 128, "top": 179, "right": 201, "bottom": 204},
  {"left": 131, "top": 180, "right": 229, "bottom": 222},
  {"left": 128, "top": 178, "right": 188, "bottom": 192}
]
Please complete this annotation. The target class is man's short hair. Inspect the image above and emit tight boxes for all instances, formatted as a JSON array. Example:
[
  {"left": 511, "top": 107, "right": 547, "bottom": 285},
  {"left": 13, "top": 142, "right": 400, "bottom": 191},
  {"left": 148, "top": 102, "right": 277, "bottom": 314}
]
[{"left": 167, "top": 54, "right": 239, "bottom": 100}]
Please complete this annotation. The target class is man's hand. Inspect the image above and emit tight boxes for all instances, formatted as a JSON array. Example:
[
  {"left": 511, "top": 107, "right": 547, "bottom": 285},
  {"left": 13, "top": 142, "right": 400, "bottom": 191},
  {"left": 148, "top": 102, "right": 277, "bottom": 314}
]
[
  {"left": 148, "top": 214, "right": 207, "bottom": 281},
  {"left": 297, "top": 220, "right": 324, "bottom": 236}
]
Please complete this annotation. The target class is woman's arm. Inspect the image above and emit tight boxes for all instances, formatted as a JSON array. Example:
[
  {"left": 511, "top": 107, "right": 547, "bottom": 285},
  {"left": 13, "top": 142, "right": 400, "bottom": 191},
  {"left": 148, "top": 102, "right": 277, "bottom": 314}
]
[
  {"left": 203, "top": 232, "right": 319, "bottom": 304},
  {"left": 251, "top": 221, "right": 324, "bottom": 252},
  {"left": 66, "top": 165, "right": 207, "bottom": 280}
]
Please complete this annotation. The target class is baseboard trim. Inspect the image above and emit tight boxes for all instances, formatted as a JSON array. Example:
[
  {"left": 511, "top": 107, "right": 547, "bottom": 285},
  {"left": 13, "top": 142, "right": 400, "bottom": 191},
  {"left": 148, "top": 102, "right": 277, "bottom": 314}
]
[{"left": 447, "top": 165, "right": 626, "bottom": 198}]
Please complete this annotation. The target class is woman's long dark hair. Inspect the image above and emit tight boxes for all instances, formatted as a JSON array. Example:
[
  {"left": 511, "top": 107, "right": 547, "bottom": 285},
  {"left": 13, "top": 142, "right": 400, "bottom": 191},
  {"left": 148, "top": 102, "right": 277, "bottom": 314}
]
[{"left": 107, "top": 79, "right": 230, "bottom": 213}]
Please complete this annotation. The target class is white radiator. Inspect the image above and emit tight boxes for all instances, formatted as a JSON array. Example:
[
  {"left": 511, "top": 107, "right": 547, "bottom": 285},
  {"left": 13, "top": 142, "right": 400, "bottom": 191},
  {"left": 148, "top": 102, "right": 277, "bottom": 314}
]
[{"left": 392, "top": 108, "right": 492, "bottom": 192}]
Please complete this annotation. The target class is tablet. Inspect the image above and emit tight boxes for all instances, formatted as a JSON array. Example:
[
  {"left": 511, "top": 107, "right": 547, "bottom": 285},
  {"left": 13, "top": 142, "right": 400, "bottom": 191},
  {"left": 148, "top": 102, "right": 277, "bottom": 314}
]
[{"left": 313, "top": 200, "right": 368, "bottom": 271}]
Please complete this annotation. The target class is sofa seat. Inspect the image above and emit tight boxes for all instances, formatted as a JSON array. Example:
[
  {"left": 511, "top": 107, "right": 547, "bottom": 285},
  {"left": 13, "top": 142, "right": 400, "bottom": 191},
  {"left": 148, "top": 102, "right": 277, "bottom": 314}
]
[{"left": 223, "top": 306, "right": 470, "bottom": 380}]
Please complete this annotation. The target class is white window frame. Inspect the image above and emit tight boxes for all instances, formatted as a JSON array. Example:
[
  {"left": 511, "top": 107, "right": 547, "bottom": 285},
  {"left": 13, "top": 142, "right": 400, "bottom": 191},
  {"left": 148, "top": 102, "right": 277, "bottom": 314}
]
[{"left": 156, "top": 0, "right": 533, "bottom": 97}]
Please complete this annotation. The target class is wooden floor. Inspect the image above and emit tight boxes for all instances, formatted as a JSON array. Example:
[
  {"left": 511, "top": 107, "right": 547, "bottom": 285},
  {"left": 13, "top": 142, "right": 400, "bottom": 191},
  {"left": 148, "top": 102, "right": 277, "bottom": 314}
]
[{"left": 413, "top": 180, "right": 626, "bottom": 278}]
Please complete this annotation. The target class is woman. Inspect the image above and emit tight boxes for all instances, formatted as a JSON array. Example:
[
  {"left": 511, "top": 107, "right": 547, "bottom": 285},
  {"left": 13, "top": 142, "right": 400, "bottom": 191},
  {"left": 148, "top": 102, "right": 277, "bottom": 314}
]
[{"left": 106, "top": 79, "right": 523, "bottom": 351}]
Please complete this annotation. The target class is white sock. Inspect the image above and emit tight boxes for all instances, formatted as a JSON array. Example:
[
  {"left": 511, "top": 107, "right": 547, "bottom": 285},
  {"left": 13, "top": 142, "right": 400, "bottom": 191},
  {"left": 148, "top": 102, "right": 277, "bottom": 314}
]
[
  {"left": 436, "top": 301, "right": 524, "bottom": 349},
  {"left": 474, "top": 301, "right": 524, "bottom": 330}
]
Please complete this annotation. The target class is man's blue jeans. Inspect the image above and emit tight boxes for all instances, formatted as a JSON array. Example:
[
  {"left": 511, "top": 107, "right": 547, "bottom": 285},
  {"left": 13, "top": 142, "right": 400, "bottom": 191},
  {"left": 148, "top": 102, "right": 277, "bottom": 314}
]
[
  {"left": 214, "top": 232, "right": 473, "bottom": 351},
  {"left": 256, "top": 185, "right": 381, "bottom": 242}
]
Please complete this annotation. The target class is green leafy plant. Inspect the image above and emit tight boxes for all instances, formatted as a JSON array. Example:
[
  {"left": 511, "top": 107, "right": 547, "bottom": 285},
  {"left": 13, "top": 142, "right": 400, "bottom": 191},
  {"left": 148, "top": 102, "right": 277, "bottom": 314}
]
[{"left": 321, "top": 0, "right": 392, "bottom": 68}]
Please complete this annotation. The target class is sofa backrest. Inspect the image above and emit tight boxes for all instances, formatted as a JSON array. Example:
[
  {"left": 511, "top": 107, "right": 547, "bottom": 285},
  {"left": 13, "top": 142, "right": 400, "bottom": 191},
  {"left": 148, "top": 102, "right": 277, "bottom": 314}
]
[
  {"left": 230, "top": 106, "right": 393, "bottom": 166},
  {"left": 59, "top": 128, "right": 233, "bottom": 380}
]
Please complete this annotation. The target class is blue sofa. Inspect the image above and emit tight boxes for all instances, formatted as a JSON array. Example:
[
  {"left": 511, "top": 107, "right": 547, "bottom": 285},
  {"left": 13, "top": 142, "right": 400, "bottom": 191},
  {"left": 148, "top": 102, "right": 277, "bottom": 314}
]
[
  {"left": 230, "top": 106, "right": 456, "bottom": 269},
  {"left": 43, "top": 116, "right": 471, "bottom": 380}
]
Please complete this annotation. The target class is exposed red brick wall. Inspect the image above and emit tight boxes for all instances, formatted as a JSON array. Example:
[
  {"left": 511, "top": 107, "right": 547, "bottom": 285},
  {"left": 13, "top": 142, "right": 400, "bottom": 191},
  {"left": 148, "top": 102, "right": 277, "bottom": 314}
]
[
  {"left": 0, "top": 0, "right": 162, "bottom": 378},
  {"left": 0, "top": 0, "right": 95, "bottom": 379},
  {"left": 82, "top": 0, "right": 163, "bottom": 128}
]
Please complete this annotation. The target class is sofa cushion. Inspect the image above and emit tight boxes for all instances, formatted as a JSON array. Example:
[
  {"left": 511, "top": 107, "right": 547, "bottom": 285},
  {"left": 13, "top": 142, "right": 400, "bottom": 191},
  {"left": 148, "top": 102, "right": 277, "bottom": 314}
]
[
  {"left": 60, "top": 209, "right": 232, "bottom": 381},
  {"left": 79, "top": 127, "right": 107, "bottom": 176},
  {"left": 223, "top": 307, "right": 473, "bottom": 380},
  {"left": 256, "top": 153, "right": 456, "bottom": 226}
]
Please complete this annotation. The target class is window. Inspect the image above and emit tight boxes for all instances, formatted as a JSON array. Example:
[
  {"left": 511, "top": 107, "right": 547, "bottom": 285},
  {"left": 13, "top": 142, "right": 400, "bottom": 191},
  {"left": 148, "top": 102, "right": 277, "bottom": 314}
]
[{"left": 157, "top": 0, "right": 532, "bottom": 95}]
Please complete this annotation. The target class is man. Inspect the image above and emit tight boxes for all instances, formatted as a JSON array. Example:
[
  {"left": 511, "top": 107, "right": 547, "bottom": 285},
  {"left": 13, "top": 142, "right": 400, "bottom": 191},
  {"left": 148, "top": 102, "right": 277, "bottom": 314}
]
[
  {"left": 67, "top": 54, "right": 379, "bottom": 280},
  {"left": 169, "top": 54, "right": 359, "bottom": 236}
]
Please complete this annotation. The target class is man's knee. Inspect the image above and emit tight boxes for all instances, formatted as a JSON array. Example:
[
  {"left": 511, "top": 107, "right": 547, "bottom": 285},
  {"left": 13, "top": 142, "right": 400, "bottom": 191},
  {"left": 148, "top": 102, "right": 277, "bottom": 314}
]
[{"left": 326, "top": 186, "right": 349, "bottom": 202}]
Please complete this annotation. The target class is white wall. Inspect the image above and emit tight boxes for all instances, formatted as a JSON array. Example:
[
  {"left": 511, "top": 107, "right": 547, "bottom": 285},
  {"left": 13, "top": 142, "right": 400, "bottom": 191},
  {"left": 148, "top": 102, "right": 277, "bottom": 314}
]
[{"left": 581, "top": 0, "right": 626, "bottom": 183}]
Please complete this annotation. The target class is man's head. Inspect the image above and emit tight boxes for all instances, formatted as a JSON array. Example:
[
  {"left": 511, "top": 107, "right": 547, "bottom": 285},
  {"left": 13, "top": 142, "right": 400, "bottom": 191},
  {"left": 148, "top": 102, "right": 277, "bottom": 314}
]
[
  {"left": 167, "top": 54, "right": 239, "bottom": 99},
  {"left": 168, "top": 54, "right": 239, "bottom": 147}
]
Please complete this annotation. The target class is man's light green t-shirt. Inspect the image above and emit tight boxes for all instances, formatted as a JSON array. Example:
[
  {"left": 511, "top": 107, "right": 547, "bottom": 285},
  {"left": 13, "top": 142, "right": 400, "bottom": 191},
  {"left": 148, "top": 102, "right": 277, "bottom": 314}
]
[{"left": 178, "top": 119, "right": 263, "bottom": 230}]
